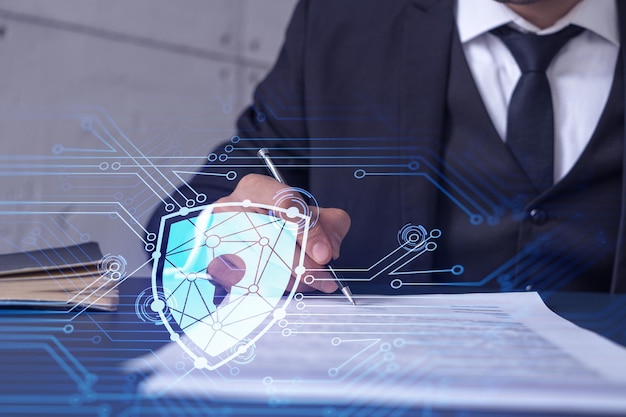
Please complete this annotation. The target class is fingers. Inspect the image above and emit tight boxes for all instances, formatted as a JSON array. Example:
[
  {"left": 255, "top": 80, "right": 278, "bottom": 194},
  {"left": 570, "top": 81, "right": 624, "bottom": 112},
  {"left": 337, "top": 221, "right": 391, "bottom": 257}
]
[
  {"left": 223, "top": 174, "right": 351, "bottom": 262},
  {"left": 206, "top": 254, "right": 246, "bottom": 292},
  {"left": 211, "top": 173, "right": 351, "bottom": 294},
  {"left": 306, "top": 207, "right": 351, "bottom": 264}
]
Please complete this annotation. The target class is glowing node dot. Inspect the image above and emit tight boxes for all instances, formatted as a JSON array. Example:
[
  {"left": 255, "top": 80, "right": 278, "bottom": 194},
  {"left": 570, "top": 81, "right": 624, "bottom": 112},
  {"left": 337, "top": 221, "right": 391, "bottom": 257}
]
[
  {"left": 354, "top": 169, "right": 366, "bottom": 179},
  {"left": 151, "top": 252, "right": 161, "bottom": 260},
  {"left": 205, "top": 235, "right": 220, "bottom": 248},
  {"left": 390, "top": 279, "right": 403, "bottom": 289},
  {"left": 170, "top": 333, "right": 180, "bottom": 341},
  {"left": 286, "top": 206, "right": 299, "bottom": 218},
  {"left": 259, "top": 237, "right": 269, "bottom": 246},
  {"left": 212, "top": 322, "right": 223, "bottom": 331},
  {"left": 294, "top": 265, "right": 306, "bottom": 276},
  {"left": 187, "top": 273, "right": 197, "bottom": 281},
  {"left": 248, "top": 284, "right": 259, "bottom": 294},
  {"left": 194, "top": 357, "right": 208, "bottom": 369},
  {"left": 150, "top": 299, "right": 165, "bottom": 312},
  {"left": 470, "top": 214, "right": 484, "bottom": 225},
  {"left": 451, "top": 265, "right": 464, "bottom": 275},
  {"left": 242, "top": 199, "right": 252, "bottom": 207},
  {"left": 236, "top": 345, "right": 247, "bottom": 355},
  {"left": 273, "top": 308, "right": 287, "bottom": 320},
  {"left": 408, "top": 234, "right": 420, "bottom": 243},
  {"left": 179, "top": 207, "right": 189, "bottom": 216}
]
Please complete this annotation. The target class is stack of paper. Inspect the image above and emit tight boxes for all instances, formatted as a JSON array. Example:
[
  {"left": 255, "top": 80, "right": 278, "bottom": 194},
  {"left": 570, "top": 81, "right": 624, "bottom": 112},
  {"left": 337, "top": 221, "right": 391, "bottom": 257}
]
[{"left": 128, "top": 292, "right": 626, "bottom": 414}]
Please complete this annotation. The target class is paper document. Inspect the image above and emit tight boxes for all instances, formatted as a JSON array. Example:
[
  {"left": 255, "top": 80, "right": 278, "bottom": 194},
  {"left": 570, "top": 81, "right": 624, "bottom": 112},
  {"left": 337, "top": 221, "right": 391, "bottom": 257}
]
[{"left": 128, "top": 292, "right": 626, "bottom": 414}]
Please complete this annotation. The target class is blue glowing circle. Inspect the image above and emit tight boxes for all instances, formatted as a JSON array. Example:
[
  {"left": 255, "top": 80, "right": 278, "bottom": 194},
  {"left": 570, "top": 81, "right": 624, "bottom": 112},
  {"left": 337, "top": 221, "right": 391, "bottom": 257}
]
[
  {"left": 390, "top": 279, "right": 403, "bottom": 289},
  {"left": 397, "top": 224, "right": 428, "bottom": 251},
  {"left": 353, "top": 169, "right": 366, "bottom": 179},
  {"left": 470, "top": 214, "right": 484, "bottom": 225}
]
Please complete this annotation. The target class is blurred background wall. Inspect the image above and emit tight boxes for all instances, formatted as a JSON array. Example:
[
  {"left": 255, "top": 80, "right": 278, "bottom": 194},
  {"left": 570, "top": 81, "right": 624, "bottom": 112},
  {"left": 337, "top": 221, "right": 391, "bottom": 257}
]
[{"left": 0, "top": 0, "right": 298, "bottom": 276}]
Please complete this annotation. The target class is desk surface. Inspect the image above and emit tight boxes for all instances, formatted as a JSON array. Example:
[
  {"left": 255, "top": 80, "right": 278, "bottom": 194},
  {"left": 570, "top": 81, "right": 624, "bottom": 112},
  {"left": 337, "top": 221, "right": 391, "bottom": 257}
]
[{"left": 0, "top": 278, "right": 624, "bottom": 417}]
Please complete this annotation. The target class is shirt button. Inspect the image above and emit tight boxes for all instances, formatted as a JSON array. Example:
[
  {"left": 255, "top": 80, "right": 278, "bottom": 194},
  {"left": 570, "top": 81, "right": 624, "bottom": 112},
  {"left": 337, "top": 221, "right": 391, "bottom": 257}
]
[{"left": 529, "top": 208, "right": 547, "bottom": 225}]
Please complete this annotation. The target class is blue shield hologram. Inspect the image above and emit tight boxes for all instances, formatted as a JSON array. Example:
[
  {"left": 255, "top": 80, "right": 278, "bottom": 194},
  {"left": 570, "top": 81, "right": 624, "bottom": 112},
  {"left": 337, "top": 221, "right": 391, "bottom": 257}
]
[{"left": 151, "top": 201, "right": 309, "bottom": 370}]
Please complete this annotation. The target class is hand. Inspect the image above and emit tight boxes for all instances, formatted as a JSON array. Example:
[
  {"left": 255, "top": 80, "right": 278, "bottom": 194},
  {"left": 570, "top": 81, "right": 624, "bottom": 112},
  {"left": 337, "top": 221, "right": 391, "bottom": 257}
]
[{"left": 209, "top": 173, "right": 351, "bottom": 294}]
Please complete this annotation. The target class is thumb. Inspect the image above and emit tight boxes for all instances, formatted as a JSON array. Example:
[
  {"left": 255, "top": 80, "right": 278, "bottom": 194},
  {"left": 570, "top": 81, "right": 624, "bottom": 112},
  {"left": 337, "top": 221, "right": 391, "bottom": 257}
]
[
  {"left": 304, "top": 207, "right": 351, "bottom": 265},
  {"left": 309, "top": 238, "right": 332, "bottom": 265}
]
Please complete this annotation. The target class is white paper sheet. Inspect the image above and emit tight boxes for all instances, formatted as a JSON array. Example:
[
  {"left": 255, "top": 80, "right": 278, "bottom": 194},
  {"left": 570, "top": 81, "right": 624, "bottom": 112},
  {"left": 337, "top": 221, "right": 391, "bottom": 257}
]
[{"left": 127, "top": 292, "right": 626, "bottom": 414}]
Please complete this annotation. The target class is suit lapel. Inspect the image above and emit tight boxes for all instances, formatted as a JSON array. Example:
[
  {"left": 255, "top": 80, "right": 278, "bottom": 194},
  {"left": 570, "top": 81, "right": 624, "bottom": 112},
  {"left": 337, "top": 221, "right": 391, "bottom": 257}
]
[
  {"left": 398, "top": 0, "right": 454, "bottom": 276},
  {"left": 612, "top": 0, "right": 626, "bottom": 293}
]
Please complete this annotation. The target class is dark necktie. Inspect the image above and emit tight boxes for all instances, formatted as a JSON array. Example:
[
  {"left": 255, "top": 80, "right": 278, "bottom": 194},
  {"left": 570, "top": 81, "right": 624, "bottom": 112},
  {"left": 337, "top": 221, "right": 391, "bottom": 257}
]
[{"left": 492, "top": 25, "right": 584, "bottom": 193}]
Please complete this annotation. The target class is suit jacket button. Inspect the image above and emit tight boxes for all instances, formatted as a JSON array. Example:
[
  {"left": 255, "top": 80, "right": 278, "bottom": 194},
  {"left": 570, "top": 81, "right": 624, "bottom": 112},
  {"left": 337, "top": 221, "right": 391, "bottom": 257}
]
[{"left": 529, "top": 208, "right": 547, "bottom": 225}]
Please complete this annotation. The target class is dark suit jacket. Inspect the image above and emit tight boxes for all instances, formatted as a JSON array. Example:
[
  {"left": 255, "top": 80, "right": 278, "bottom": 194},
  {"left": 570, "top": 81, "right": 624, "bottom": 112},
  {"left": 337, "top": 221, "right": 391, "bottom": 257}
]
[{"left": 150, "top": 0, "right": 626, "bottom": 293}]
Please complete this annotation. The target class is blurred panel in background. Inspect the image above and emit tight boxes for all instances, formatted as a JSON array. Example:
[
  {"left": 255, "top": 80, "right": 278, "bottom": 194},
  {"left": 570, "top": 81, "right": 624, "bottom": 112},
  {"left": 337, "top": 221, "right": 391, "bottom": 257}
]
[{"left": 0, "top": 0, "right": 297, "bottom": 276}]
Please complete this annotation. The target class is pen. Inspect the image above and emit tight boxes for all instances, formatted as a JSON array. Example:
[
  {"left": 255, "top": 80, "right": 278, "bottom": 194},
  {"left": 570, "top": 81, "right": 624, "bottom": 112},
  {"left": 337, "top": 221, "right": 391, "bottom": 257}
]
[{"left": 257, "top": 148, "right": 356, "bottom": 305}]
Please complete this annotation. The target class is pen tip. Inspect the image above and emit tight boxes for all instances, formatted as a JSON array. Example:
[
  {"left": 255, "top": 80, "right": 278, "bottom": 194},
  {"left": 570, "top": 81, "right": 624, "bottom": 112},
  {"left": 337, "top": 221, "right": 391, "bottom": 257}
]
[{"left": 341, "top": 286, "right": 356, "bottom": 305}]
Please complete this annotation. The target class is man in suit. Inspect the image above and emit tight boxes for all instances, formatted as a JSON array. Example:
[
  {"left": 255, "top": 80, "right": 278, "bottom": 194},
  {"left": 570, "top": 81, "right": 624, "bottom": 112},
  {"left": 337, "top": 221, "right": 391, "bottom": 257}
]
[{"left": 149, "top": 0, "right": 626, "bottom": 295}]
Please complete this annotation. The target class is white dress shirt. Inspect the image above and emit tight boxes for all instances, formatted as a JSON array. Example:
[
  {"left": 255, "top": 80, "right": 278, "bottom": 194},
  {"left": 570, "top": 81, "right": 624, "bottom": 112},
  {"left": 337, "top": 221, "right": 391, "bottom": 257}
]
[{"left": 456, "top": 0, "right": 620, "bottom": 182}]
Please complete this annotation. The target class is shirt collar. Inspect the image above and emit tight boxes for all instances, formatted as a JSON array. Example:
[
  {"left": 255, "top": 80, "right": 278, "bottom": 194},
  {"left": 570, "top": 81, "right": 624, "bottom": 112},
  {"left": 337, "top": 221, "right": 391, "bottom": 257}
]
[{"left": 456, "top": 0, "right": 620, "bottom": 46}]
